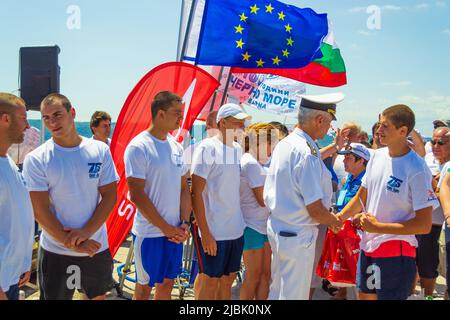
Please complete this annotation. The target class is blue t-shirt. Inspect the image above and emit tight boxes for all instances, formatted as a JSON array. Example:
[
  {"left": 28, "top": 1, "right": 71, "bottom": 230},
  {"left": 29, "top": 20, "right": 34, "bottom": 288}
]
[{"left": 336, "top": 170, "right": 365, "bottom": 212}]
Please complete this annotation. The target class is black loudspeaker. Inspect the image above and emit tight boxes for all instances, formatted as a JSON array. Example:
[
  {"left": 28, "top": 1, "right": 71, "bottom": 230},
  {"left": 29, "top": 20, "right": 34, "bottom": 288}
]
[{"left": 20, "top": 46, "right": 60, "bottom": 111}]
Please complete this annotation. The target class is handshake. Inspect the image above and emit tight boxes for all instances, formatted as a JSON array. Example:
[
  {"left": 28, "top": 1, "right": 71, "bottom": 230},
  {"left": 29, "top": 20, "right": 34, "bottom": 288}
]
[{"left": 329, "top": 212, "right": 379, "bottom": 234}]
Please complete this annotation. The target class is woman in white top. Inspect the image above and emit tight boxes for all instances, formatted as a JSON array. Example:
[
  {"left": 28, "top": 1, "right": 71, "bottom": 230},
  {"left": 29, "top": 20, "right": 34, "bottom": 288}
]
[{"left": 239, "top": 123, "right": 278, "bottom": 300}]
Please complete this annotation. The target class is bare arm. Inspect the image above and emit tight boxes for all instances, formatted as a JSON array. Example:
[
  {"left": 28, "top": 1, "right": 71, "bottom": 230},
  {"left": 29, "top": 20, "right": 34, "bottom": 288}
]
[
  {"left": 30, "top": 191, "right": 101, "bottom": 256},
  {"left": 251, "top": 186, "right": 266, "bottom": 207},
  {"left": 29, "top": 191, "right": 69, "bottom": 244},
  {"left": 361, "top": 206, "right": 432, "bottom": 235},
  {"left": 180, "top": 174, "right": 192, "bottom": 237},
  {"left": 320, "top": 127, "right": 350, "bottom": 160},
  {"left": 336, "top": 186, "right": 367, "bottom": 221},
  {"left": 440, "top": 173, "right": 450, "bottom": 225},
  {"left": 127, "top": 177, "right": 185, "bottom": 242},
  {"left": 408, "top": 129, "right": 426, "bottom": 158},
  {"left": 306, "top": 200, "right": 342, "bottom": 233},
  {"left": 191, "top": 174, "right": 217, "bottom": 256},
  {"left": 65, "top": 181, "right": 118, "bottom": 247}
]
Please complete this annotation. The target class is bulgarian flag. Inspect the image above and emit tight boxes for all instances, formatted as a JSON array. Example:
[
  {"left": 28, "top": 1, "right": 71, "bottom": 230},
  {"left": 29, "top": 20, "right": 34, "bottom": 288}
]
[{"left": 231, "top": 30, "right": 347, "bottom": 88}]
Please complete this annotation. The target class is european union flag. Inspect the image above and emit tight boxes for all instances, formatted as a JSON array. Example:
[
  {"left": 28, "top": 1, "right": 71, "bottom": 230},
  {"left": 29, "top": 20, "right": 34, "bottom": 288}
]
[{"left": 195, "top": 0, "right": 328, "bottom": 69}]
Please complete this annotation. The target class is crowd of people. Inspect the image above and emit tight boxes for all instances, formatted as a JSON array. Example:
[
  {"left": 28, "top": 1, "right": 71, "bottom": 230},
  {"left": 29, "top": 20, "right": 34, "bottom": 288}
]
[{"left": 0, "top": 90, "right": 449, "bottom": 301}]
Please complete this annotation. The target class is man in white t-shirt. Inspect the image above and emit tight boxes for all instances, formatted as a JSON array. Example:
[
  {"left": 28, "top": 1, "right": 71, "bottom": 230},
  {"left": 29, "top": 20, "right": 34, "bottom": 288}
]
[
  {"left": 90, "top": 111, "right": 112, "bottom": 146},
  {"left": 23, "top": 94, "right": 119, "bottom": 300},
  {"left": 125, "top": 91, "right": 191, "bottom": 300},
  {"left": 182, "top": 110, "right": 218, "bottom": 300},
  {"left": 0, "top": 93, "right": 35, "bottom": 300},
  {"left": 191, "top": 103, "right": 250, "bottom": 300},
  {"left": 337, "top": 104, "right": 439, "bottom": 300},
  {"left": 264, "top": 93, "right": 344, "bottom": 300}
]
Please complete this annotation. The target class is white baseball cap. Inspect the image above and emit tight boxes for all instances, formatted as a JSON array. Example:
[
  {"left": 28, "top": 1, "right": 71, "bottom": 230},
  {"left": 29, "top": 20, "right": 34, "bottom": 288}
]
[
  {"left": 216, "top": 103, "right": 251, "bottom": 123},
  {"left": 337, "top": 143, "right": 371, "bottom": 161}
]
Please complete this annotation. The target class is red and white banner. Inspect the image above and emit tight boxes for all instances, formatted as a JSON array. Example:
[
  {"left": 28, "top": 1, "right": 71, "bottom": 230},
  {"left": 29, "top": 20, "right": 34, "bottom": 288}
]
[{"left": 107, "top": 62, "right": 219, "bottom": 257}]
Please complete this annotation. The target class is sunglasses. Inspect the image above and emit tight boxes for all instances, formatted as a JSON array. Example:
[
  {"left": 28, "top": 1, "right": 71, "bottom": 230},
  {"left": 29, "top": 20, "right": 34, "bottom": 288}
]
[{"left": 430, "top": 139, "right": 447, "bottom": 146}]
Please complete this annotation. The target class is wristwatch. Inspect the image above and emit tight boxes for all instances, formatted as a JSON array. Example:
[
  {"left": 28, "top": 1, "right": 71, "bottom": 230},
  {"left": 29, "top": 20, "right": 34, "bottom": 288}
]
[{"left": 180, "top": 220, "right": 191, "bottom": 227}]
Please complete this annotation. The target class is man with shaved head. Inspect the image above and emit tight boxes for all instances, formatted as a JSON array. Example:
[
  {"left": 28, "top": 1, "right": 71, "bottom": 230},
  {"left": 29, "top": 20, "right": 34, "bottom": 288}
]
[
  {"left": 22, "top": 93, "right": 119, "bottom": 300},
  {"left": 0, "top": 93, "right": 34, "bottom": 300}
]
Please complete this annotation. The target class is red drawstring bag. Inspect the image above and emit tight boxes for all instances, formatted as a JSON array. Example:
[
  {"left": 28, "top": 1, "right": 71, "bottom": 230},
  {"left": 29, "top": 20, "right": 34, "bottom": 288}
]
[{"left": 316, "top": 220, "right": 361, "bottom": 287}]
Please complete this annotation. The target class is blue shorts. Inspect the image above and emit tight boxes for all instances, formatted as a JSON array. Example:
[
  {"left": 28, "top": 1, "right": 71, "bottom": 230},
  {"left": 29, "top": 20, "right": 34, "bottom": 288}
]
[
  {"left": 357, "top": 247, "right": 416, "bottom": 300},
  {"left": 133, "top": 235, "right": 183, "bottom": 287},
  {"left": 243, "top": 227, "right": 269, "bottom": 251},
  {"left": 198, "top": 236, "right": 244, "bottom": 278}
]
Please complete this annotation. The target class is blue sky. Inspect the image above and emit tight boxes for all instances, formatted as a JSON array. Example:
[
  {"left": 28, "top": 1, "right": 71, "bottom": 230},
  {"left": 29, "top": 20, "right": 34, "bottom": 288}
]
[{"left": 1, "top": 0, "right": 449, "bottom": 136}]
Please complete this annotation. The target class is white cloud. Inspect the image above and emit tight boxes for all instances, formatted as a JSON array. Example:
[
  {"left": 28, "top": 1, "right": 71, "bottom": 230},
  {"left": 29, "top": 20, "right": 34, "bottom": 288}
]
[
  {"left": 382, "top": 81, "right": 412, "bottom": 87},
  {"left": 398, "top": 95, "right": 450, "bottom": 119},
  {"left": 349, "top": 5, "right": 403, "bottom": 13},
  {"left": 443, "top": 29, "right": 450, "bottom": 34},
  {"left": 358, "top": 29, "right": 374, "bottom": 36},
  {"left": 436, "top": 1, "right": 447, "bottom": 7},
  {"left": 382, "top": 5, "right": 402, "bottom": 11},
  {"left": 415, "top": 3, "right": 430, "bottom": 9},
  {"left": 349, "top": 7, "right": 366, "bottom": 13}
]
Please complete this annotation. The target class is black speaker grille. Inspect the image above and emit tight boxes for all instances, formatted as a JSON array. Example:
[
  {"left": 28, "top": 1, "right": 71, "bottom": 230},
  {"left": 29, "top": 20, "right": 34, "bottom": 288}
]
[{"left": 20, "top": 46, "right": 60, "bottom": 111}]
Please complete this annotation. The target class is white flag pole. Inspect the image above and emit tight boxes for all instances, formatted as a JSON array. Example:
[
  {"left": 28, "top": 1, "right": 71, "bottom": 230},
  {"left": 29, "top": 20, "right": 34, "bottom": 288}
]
[{"left": 179, "top": 0, "right": 197, "bottom": 63}]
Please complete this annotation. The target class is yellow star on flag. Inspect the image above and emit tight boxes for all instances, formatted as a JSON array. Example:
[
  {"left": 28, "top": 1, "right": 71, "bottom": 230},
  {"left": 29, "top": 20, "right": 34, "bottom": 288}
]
[
  {"left": 256, "top": 58, "right": 265, "bottom": 67},
  {"left": 236, "top": 38, "right": 245, "bottom": 49},
  {"left": 242, "top": 52, "right": 251, "bottom": 61},
  {"left": 250, "top": 4, "right": 260, "bottom": 14},
  {"left": 282, "top": 49, "right": 290, "bottom": 58},
  {"left": 272, "top": 56, "right": 281, "bottom": 65},
  {"left": 285, "top": 24, "right": 292, "bottom": 33},
  {"left": 239, "top": 13, "right": 248, "bottom": 22},
  {"left": 265, "top": 4, "right": 274, "bottom": 13},
  {"left": 234, "top": 24, "right": 244, "bottom": 34},
  {"left": 278, "top": 11, "right": 286, "bottom": 20},
  {"left": 287, "top": 37, "right": 294, "bottom": 46}
]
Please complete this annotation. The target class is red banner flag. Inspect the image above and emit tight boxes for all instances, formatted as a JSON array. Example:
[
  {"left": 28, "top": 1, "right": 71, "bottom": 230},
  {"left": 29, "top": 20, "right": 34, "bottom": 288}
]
[{"left": 107, "top": 62, "right": 219, "bottom": 257}]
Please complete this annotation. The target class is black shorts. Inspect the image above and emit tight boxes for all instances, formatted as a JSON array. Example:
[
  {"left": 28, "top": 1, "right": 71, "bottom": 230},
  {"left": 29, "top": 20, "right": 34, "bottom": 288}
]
[
  {"left": 38, "top": 247, "right": 114, "bottom": 300},
  {"left": 416, "top": 225, "right": 442, "bottom": 279}
]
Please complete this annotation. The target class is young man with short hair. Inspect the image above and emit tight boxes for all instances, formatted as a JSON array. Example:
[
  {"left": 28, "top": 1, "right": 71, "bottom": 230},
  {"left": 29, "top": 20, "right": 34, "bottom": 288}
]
[
  {"left": 90, "top": 111, "right": 112, "bottom": 146},
  {"left": 337, "top": 104, "right": 439, "bottom": 300},
  {"left": 23, "top": 93, "right": 119, "bottom": 300},
  {"left": 191, "top": 103, "right": 250, "bottom": 300},
  {"left": 125, "top": 91, "right": 191, "bottom": 300},
  {"left": 0, "top": 93, "right": 34, "bottom": 300}
]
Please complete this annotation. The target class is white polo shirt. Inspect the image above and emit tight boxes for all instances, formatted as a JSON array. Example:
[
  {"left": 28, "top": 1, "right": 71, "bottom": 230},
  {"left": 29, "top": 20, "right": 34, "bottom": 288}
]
[
  {"left": 23, "top": 138, "right": 119, "bottom": 256},
  {"left": 360, "top": 148, "right": 439, "bottom": 253},
  {"left": 264, "top": 128, "right": 333, "bottom": 234},
  {"left": 191, "top": 136, "right": 245, "bottom": 241}
]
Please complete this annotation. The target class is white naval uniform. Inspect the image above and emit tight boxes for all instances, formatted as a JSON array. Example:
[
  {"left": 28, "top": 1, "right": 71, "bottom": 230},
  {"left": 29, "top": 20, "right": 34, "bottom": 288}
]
[{"left": 264, "top": 128, "right": 333, "bottom": 300}]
